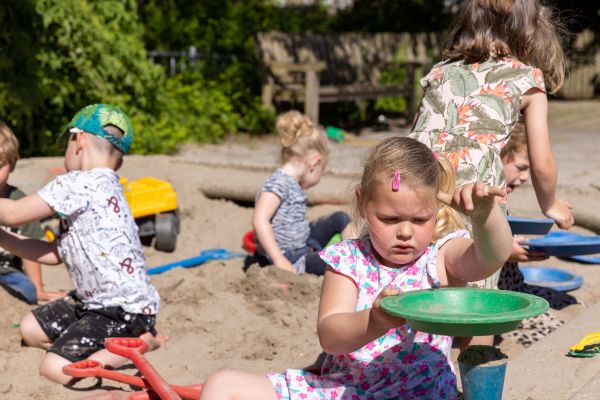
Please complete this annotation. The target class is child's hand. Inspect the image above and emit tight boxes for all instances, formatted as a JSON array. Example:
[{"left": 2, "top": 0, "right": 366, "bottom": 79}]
[
  {"left": 438, "top": 182, "right": 506, "bottom": 219},
  {"left": 36, "top": 289, "right": 67, "bottom": 303},
  {"left": 509, "top": 236, "right": 548, "bottom": 263},
  {"left": 371, "top": 288, "right": 406, "bottom": 331},
  {"left": 544, "top": 199, "right": 574, "bottom": 229},
  {"left": 273, "top": 258, "right": 297, "bottom": 274}
]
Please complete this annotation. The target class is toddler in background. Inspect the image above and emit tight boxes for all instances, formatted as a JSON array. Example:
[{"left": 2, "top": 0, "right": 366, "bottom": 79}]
[
  {"left": 247, "top": 110, "right": 353, "bottom": 276},
  {"left": 200, "top": 137, "right": 512, "bottom": 400},
  {"left": 0, "top": 121, "right": 64, "bottom": 304},
  {"left": 498, "top": 121, "right": 576, "bottom": 347}
]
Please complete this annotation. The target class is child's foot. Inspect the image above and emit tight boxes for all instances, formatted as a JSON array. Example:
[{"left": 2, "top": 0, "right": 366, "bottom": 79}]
[{"left": 140, "top": 331, "right": 169, "bottom": 352}]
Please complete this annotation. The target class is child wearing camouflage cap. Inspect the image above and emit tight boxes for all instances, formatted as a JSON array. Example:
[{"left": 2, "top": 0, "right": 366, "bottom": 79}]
[{"left": 0, "top": 104, "right": 161, "bottom": 384}]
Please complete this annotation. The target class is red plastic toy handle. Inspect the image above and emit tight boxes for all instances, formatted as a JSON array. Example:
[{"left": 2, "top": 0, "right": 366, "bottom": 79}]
[
  {"left": 64, "top": 358, "right": 201, "bottom": 399},
  {"left": 105, "top": 338, "right": 182, "bottom": 400}
]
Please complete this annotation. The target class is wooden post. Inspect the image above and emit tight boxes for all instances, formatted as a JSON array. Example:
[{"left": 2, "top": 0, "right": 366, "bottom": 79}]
[{"left": 305, "top": 69, "right": 320, "bottom": 124}]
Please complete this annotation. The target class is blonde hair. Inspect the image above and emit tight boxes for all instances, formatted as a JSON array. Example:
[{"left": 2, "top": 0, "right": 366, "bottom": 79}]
[
  {"left": 0, "top": 121, "right": 19, "bottom": 172},
  {"left": 443, "top": 0, "right": 566, "bottom": 93},
  {"left": 276, "top": 111, "right": 329, "bottom": 164},
  {"left": 501, "top": 120, "right": 528, "bottom": 162},
  {"left": 354, "top": 137, "right": 464, "bottom": 241}
]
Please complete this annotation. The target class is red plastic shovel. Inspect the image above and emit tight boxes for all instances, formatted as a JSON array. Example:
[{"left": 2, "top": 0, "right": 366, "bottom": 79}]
[
  {"left": 104, "top": 338, "right": 184, "bottom": 400},
  {"left": 63, "top": 359, "right": 201, "bottom": 400}
]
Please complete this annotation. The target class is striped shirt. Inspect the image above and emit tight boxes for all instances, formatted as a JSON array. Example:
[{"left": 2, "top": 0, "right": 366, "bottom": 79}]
[{"left": 256, "top": 169, "right": 310, "bottom": 268}]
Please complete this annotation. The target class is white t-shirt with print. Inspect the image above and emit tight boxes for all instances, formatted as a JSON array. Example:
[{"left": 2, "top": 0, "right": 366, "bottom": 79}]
[{"left": 38, "top": 168, "right": 160, "bottom": 315}]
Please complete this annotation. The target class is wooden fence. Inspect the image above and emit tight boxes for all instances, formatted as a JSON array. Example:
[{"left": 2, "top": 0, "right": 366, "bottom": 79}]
[
  {"left": 148, "top": 30, "right": 599, "bottom": 99},
  {"left": 561, "top": 30, "right": 600, "bottom": 99}
]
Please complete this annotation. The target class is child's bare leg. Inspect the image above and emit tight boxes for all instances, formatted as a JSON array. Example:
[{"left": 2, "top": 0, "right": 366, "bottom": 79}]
[
  {"left": 200, "top": 369, "right": 277, "bottom": 400},
  {"left": 20, "top": 311, "right": 52, "bottom": 349},
  {"left": 39, "top": 352, "right": 75, "bottom": 384},
  {"left": 89, "top": 331, "right": 168, "bottom": 370}
]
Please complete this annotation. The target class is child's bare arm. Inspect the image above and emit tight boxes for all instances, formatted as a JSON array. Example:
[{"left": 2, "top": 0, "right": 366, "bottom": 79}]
[
  {"left": 0, "top": 229, "right": 61, "bottom": 265},
  {"left": 0, "top": 194, "right": 55, "bottom": 227},
  {"left": 317, "top": 268, "right": 405, "bottom": 355},
  {"left": 522, "top": 90, "right": 573, "bottom": 229},
  {"left": 252, "top": 192, "right": 295, "bottom": 273},
  {"left": 437, "top": 183, "right": 512, "bottom": 285},
  {"left": 22, "top": 259, "right": 66, "bottom": 301}
]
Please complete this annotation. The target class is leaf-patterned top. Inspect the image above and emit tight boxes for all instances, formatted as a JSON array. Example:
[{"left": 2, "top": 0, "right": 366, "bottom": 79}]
[{"left": 410, "top": 57, "right": 545, "bottom": 188}]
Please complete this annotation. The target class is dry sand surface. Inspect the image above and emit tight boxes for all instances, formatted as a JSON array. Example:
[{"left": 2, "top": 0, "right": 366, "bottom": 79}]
[{"left": 0, "top": 100, "right": 598, "bottom": 399}]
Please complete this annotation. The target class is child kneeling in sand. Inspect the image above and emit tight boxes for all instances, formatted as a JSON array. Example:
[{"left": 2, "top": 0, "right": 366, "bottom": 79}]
[
  {"left": 247, "top": 110, "right": 354, "bottom": 276},
  {"left": 0, "top": 104, "right": 160, "bottom": 384},
  {"left": 200, "top": 137, "right": 512, "bottom": 399}
]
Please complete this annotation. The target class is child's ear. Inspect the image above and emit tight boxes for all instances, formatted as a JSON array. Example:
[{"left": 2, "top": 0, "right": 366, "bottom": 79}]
[
  {"left": 75, "top": 131, "right": 87, "bottom": 153},
  {"left": 310, "top": 154, "right": 322, "bottom": 169},
  {"left": 355, "top": 188, "right": 365, "bottom": 218}
]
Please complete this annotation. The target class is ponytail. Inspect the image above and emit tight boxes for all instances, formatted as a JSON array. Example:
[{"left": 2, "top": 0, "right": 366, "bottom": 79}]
[{"left": 433, "top": 156, "right": 465, "bottom": 240}]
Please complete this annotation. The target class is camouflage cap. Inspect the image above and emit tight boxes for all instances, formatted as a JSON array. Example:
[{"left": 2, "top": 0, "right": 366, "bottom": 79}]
[{"left": 66, "top": 104, "right": 133, "bottom": 153}]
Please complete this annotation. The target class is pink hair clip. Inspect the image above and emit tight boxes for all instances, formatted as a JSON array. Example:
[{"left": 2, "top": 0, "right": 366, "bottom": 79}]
[
  {"left": 392, "top": 169, "right": 401, "bottom": 192},
  {"left": 432, "top": 151, "right": 439, "bottom": 161}
]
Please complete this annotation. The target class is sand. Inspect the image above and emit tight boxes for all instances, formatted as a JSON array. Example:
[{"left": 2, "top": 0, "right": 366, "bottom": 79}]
[{"left": 0, "top": 100, "right": 599, "bottom": 399}]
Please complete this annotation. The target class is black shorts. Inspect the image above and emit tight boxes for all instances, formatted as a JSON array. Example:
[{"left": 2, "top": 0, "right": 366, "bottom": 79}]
[{"left": 32, "top": 292, "right": 156, "bottom": 362}]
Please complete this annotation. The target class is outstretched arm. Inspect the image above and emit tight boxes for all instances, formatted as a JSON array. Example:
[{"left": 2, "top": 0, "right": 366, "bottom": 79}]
[
  {"left": 437, "top": 183, "right": 513, "bottom": 285},
  {"left": 317, "top": 268, "right": 405, "bottom": 355},
  {"left": 0, "top": 229, "right": 61, "bottom": 265},
  {"left": 522, "top": 90, "right": 573, "bottom": 229},
  {"left": 252, "top": 192, "right": 296, "bottom": 273},
  {"left": 0, "top": 194, "right": 55, "bottom": 227}
]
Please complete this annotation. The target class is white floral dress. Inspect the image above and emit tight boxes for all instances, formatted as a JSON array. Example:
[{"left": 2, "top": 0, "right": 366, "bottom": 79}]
[
  {"left": 409, "top": 57, "right": 545, "bottom": 191},
  {"left": 268, "top": 231, "right": 468, "bottom": 399}
]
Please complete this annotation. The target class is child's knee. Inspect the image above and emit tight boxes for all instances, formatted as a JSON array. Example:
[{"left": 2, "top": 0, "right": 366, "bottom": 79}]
[
  {"left": 19, "top": 312, "right": 44, "bottom": 345},
  {"left": 39, "top": 352, "right": 72, "bottom": 384},
  {"left": 331, "top": 211, "right": 351, "bottom": 228}
]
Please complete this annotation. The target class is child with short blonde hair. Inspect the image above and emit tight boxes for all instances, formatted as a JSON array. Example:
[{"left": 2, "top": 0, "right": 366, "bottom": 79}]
[
  {"left": 0, "top": 121, "right": 64, "bottom": 304},
  {"left": 0, "top": 104, "right": 160, "bottom": 384}
]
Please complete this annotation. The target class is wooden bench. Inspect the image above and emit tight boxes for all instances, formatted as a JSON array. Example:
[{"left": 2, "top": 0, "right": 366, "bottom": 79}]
[{"left": 256, "top": 32, "right": 440, "bottom": 124}]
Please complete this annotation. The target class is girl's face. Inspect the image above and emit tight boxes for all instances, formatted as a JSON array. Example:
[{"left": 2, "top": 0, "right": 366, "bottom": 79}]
[
  {"left": 503, "top": 150, "right": 530, "bottom": 193},
  {"left": 361, "top": 181, "right": 438, "bottom": 268}
]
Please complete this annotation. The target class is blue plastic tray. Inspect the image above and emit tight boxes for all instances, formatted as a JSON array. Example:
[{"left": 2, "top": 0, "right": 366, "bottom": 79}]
[
  {"left": 507, "top": 216, "right": 554, "bottom": 235},
  {"left": 524, "top": 232, "right": 600, "bottom": 257},
  {"left": 565, "top": 255, "right": 600, "bottom": 264},
  {"left": 519, "top": 266, "right": 583, "bottom": 291}
]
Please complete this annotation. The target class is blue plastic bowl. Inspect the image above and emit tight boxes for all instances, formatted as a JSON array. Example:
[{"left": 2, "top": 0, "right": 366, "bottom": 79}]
[
  {"left": 507, "top": 216, "right": 554, "bottom": 235},
  {"left": 525, "top": 232, "right": 600, "bottom": 257},
  {"left": 519, "top": 266, "right": 583, "bottom": 292}
]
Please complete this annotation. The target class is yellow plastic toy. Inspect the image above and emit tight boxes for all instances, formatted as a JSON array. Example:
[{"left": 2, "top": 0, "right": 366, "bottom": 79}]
[
  {"left": 44, "top": 177, "right": 180, "bottom": 252},
  {"left": 567, "top": 332, "right": 600, "bottom": 357},
  {"left": 120, "top": 176, "right": 180, "bottom": 252}
]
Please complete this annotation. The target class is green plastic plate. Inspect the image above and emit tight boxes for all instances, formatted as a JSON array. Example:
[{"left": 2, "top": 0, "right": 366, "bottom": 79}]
[{"left": 380, "top": 288, "right": 549, "bottom": 336}]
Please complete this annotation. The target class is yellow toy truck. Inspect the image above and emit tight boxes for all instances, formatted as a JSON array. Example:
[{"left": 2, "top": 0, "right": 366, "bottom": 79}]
[
  {"left": 121, "top": 176, "right": 180, "bottom": 252},
  {"left": 44, "top": 176, "right": 180, "bottom": 252}
]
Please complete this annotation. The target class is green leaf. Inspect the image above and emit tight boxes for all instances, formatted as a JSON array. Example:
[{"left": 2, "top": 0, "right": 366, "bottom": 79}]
[
  {"left": 424, "top": 88, "right": 446, "bottom": 115},
  {"left": 485, "top": 67, "right": 530, "bottom": 85},
  {"left": 473, "top": 94, "right": 507, "bottom": 120},
  {"left": 447, "top": 67, "right": 479, "bottom": 97},
  {"left": 468, "top": 119, "right": 505, "bottom": 135},
  {"left": 445, "top": 100, "right": 458, "bottom": 130}
]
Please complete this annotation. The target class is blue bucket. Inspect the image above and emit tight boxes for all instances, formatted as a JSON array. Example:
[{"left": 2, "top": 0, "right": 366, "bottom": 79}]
[{"left": 458, "top": 348, "right": 507, "bottom": 400}]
